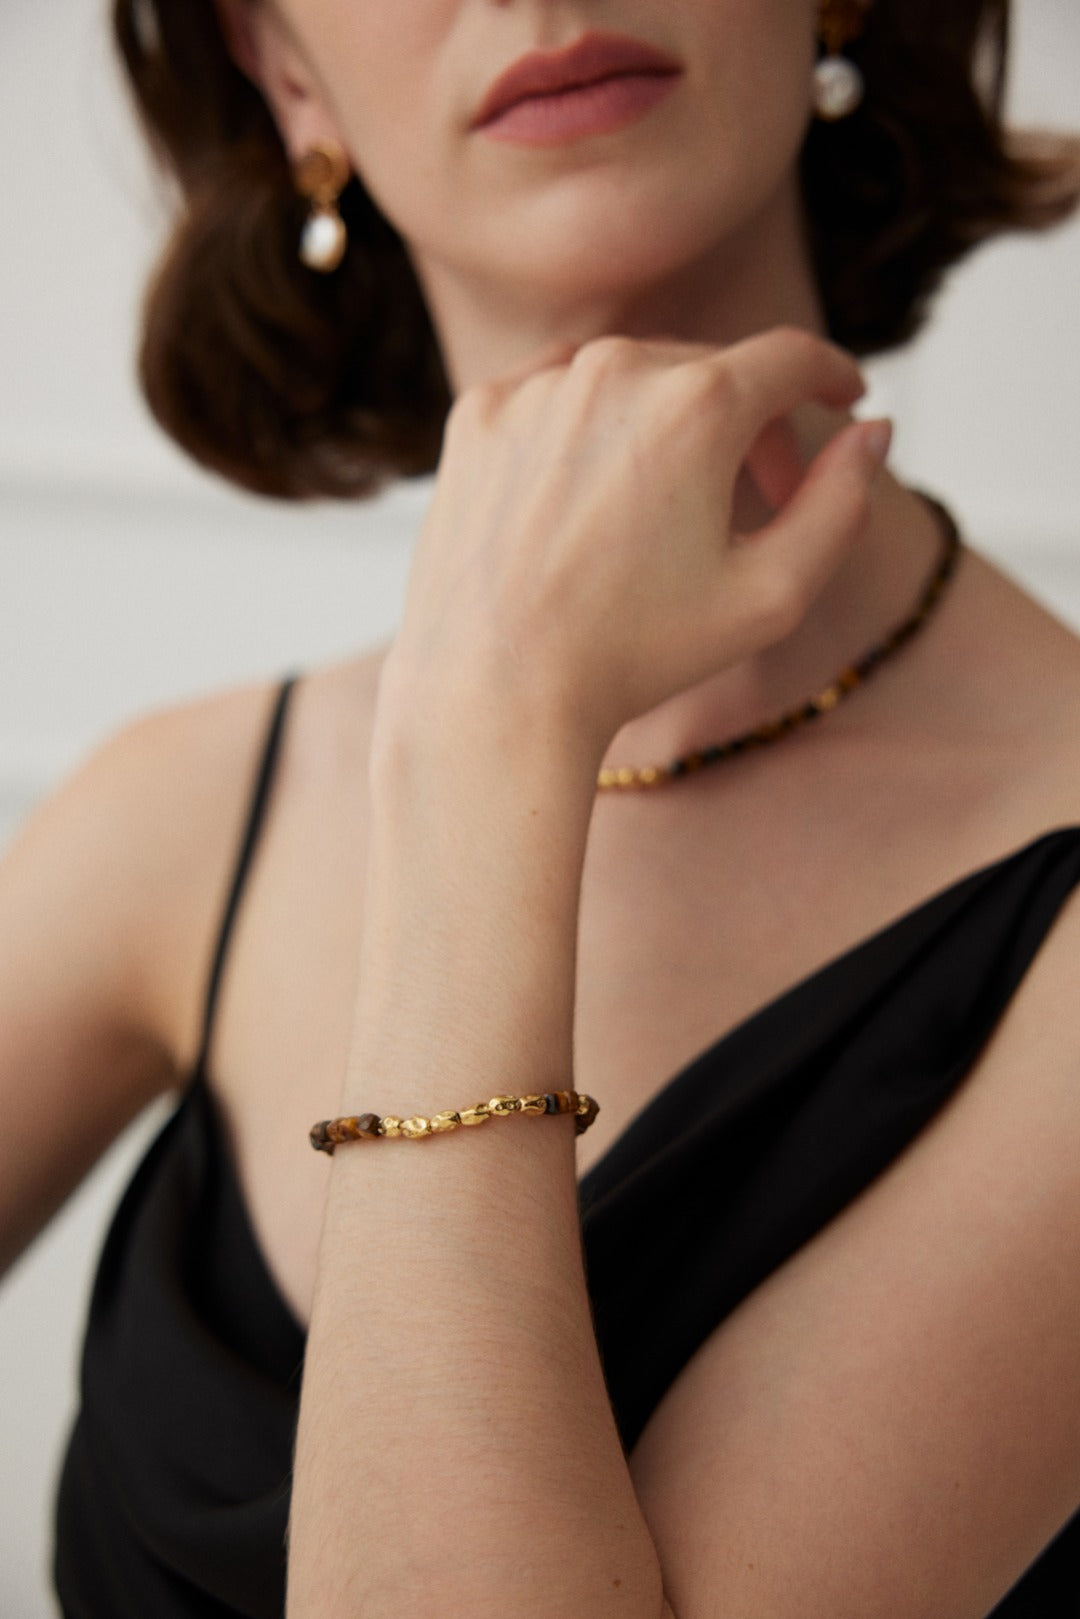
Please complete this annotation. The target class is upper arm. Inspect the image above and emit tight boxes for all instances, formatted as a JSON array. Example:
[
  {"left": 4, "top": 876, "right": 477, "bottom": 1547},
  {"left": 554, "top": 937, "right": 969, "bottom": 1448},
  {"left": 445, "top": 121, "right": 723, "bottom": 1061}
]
[
  {"left": 0, "top": 681, "right": 276, "bottom": 1277},
  {"left": 628, "top": 886, "right": 1080, "bottom": 1618}
]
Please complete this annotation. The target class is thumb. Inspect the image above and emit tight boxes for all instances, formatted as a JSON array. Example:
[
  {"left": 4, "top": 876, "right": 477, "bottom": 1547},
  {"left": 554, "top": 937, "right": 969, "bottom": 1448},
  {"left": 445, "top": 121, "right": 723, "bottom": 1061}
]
[{"left": 746, "top": 416, "right": 892, "bottom": 606}]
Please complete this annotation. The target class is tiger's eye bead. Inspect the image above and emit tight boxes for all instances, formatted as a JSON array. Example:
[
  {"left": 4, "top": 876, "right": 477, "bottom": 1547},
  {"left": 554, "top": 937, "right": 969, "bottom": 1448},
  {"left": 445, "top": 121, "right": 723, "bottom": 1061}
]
[
  {"left": 356, "top": 1113, "right": 381, "bottom": 1139},
  {"left": 400, "top": 1116, "right": 432, "bottom": 1138},
  {"left": 429, "top": 1110, "right": 462, "bottom": 1132},
  {"left": 459, "top": 1104, "right": 491, "bottom": 1126},
  {"left": 574, "top": 1095, "right": 600, "bottom": 1134},
  {"left": 379, "top": 1116, "right": 404, "bottom": 1137}
]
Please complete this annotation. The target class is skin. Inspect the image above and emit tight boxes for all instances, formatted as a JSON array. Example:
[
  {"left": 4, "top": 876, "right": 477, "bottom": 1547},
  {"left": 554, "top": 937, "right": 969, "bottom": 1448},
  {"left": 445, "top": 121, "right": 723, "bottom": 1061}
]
[{"left": 3, "top": 1, "right": 1080, "bottom": 1615}]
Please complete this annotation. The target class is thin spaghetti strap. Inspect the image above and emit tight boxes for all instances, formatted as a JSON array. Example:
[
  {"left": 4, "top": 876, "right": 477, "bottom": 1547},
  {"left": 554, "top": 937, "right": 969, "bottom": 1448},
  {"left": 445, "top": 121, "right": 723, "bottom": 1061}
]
[{"left": 190, "top": 673, "right": 301, "bottom": 1081}]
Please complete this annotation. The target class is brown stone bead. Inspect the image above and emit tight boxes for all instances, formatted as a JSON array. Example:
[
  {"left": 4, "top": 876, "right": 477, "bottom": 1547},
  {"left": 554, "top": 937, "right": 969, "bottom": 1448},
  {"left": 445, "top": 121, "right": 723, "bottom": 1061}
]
[{"left": 574, "top": 1096, "right": 600, "bottom": 1135}]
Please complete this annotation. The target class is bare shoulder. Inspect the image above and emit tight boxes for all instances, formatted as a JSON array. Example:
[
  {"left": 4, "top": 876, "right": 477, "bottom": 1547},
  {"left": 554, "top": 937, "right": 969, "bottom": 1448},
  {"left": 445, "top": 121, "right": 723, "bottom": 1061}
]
[
  {"left": 940, "top": 544, "right": 1080, "bottom": 811},
  {"left": 6, "top": 647, "right": 388, "bottom": 1073},
  {"left": 123, "top": 648, "right": 389, "bottom": 1068},
  {"left": 0, "top": 648, "right": 387, "bottom": 1271}
]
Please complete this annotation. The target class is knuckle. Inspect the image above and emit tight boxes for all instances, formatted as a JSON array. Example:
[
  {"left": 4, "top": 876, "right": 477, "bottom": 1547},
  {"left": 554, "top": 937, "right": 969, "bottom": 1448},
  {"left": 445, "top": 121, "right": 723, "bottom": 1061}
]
[
  {"left": 444, "top": 380, "right": 501, "bottom": 439},
  {"left": 774, "top": 322, "right": 819, "bottom": 354},
  {"left": 571, "top": 334, "right": 638, "bottom": 378},
  {"left": 763, "top": 324, "right": 819, "bottom": 365},
  {"left": 695, "top": 356, "right": 744, "bottom": 414},
  {"left": 750, "top": 559, "right": 807, "bottom": 641}
]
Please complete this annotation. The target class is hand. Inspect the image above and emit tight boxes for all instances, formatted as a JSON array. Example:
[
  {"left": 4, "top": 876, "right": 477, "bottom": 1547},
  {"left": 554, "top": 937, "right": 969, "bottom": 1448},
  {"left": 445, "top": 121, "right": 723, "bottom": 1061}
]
[{"left": 380, "top": 326, "right": 888, "bottom": 769}]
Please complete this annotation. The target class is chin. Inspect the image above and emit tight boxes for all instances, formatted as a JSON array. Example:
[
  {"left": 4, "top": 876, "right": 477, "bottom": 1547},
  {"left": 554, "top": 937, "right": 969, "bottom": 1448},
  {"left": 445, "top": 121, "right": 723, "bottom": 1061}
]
[{"left": 475, "top": 171, "right": 788, "bottom": 315}]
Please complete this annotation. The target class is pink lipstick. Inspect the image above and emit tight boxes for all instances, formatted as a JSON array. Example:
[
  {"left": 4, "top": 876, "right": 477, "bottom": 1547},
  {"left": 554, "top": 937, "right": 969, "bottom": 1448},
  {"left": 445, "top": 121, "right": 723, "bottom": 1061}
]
[{"left": 471, "top": 31, "right": 682, "bottom": 147}]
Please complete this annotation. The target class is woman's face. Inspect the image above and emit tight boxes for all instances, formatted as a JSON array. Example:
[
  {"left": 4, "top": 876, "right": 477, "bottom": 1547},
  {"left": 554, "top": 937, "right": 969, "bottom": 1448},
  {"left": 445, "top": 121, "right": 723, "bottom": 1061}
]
[{"left": 251, "top": 0, "right": 820, "bottom": 329}]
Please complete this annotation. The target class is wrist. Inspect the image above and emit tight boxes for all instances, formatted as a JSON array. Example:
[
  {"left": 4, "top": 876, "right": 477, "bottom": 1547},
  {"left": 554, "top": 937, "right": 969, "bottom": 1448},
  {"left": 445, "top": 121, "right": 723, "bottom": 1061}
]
[
  {"left": 369, "top": 640, "right": 604, "bottom": 817},
  {"left": 349, "top": 662, "right": 598, "bottom": 1113}
]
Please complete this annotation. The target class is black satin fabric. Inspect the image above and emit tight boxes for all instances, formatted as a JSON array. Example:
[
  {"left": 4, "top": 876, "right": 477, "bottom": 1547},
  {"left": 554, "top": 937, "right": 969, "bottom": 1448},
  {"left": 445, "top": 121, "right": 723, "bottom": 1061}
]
[{"left": 52, "top": 732, "right": 1080, "bottom": 1617}]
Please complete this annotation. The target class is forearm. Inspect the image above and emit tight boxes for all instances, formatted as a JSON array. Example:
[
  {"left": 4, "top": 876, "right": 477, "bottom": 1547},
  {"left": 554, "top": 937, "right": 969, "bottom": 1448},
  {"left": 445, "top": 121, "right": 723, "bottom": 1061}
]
[{"left": 286, "top": 717, "right": 667, "bottom": 1619}]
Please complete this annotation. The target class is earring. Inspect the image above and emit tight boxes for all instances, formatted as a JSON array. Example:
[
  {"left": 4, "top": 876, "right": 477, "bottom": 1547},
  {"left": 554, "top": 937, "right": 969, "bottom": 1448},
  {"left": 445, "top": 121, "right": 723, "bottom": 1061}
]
[
  {"left": 812, "top": 0, "right": 871, "bottom": 121},
  {"left": 293, "top": 143, "right": 351, "bottom": 272}
]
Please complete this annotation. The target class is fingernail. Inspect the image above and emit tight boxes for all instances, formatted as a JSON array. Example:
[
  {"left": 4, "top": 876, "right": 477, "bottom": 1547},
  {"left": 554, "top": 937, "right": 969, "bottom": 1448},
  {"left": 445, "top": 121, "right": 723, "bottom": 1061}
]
[{"left": 858, "top": 417, "right": 893, "bottom": 468}]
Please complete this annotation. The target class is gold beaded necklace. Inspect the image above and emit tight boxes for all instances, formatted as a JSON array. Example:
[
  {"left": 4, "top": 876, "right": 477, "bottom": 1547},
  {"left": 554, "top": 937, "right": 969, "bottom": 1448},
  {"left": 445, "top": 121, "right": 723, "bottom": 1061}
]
[{"left": 596, "top": 491, "right": 962, "bottom": 792}]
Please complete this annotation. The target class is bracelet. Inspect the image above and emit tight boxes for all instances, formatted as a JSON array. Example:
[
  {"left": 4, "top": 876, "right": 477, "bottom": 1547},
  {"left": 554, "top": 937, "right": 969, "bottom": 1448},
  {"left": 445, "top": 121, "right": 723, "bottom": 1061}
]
[{"left": 309, "top": 1089, "right": 600, "bottom": 1154}]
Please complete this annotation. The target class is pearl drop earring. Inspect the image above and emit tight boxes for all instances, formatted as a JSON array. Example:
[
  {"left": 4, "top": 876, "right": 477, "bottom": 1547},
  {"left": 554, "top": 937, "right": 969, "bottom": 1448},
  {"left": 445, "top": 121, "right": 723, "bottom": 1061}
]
[
  {"left": 812, "top": 0, "right": 872, "bottom": 122},
  {"left": 293, "top": 143, "right": 351, "bottom": 273}
]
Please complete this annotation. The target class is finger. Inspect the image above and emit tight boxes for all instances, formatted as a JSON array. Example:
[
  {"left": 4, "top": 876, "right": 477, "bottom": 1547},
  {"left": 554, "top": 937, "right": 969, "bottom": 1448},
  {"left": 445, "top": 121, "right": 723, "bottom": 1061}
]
[
  {"left": 744, "top": 416, "right": 807, "bottom": 513},
  {"left": 719, "top": 327, "right": 867, "bottom": 448},
  {"left": 730, "top": 417, "right": 893, "bottom": 637}
]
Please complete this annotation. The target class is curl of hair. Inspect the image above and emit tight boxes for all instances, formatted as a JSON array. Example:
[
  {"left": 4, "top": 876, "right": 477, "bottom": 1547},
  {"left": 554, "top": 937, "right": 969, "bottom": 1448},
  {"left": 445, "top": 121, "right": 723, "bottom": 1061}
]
[{"left": 114, "top": 0, "right": 1079, "bottom": 501}]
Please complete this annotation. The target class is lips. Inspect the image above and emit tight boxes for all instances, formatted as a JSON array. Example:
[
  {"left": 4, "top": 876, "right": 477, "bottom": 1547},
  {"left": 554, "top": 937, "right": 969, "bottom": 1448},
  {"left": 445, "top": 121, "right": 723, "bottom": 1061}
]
[{"left": 470, "top": 31, "right": 683, "bottom": 132}]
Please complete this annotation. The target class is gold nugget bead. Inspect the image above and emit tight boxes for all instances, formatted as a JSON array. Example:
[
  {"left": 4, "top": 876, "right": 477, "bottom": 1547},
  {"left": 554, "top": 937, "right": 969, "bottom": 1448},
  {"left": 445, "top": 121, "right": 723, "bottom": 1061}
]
[
  {"left": 488, "top": 1095, "right": 522, "bottom": 1116},
  {"left": 429, "top": 1110, "right": 462, "bottom": 1132},
  {"left": 812, "top": 683, "right": 842, "bottom": 712},
  {"left": 309, "top": 1089, "right": 599, "bottom": 1151},
  {"left": 400, "top": 1116, "right": 432, "bottom": 1138}
]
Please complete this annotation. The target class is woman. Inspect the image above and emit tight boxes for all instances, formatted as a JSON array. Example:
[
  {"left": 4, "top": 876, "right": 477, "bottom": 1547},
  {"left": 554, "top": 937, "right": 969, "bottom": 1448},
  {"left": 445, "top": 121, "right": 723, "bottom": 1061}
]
[{"left": 3, "top": 0, "right": 1080, "bottom": 1613}]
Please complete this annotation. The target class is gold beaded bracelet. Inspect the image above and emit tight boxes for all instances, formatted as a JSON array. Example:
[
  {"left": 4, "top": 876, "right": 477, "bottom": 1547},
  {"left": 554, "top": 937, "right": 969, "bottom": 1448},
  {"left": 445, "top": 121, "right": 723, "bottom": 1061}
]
[{"left": 309, "top": 1089, "right": 600, "bottom": 1154}]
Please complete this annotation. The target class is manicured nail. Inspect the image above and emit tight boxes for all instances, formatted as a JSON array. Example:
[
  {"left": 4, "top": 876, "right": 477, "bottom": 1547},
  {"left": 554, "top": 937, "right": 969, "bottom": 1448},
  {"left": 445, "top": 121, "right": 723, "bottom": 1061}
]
[{"left": 859, "top": 417, "right": 894, "bottom": 467}]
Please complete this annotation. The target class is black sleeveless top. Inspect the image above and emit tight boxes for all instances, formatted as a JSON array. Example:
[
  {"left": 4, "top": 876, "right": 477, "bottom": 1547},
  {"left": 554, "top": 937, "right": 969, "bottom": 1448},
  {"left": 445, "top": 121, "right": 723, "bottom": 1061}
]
[{"left": 54, "top": 674, "right": 1080, "bottom": 1616}]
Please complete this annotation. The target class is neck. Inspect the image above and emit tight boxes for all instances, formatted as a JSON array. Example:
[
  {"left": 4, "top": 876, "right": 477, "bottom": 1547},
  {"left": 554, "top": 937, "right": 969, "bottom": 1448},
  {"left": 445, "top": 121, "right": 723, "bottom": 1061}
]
[{"left": 601, "top": 463, "right": 949, "bottom": 779}]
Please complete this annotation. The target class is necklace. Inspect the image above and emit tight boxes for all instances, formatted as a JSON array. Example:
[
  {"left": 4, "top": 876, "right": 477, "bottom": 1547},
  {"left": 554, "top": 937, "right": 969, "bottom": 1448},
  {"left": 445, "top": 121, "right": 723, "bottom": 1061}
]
[{"left": 596, "top": 490, "right": 962, "bottom": 792}]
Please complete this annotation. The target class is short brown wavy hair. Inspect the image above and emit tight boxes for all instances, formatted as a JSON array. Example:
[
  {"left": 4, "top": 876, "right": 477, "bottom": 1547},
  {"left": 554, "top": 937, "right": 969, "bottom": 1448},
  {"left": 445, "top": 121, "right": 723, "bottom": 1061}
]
[{"left": 114, "top": 0, "right": 1080, "bottom": 501}]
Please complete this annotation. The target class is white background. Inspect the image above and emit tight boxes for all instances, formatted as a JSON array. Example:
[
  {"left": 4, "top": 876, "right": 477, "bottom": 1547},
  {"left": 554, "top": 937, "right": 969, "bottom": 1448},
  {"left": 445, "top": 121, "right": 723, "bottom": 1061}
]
[{"left": 1, "top": 2, "right": 1078, "bottom": 1614}]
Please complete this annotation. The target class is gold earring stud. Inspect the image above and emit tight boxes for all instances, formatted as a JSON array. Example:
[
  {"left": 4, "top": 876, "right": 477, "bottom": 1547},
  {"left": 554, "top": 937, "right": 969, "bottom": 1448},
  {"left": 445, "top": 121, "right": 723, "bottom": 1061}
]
[{"left": 293, "top": 142, "right": 351, "bottom": 272}]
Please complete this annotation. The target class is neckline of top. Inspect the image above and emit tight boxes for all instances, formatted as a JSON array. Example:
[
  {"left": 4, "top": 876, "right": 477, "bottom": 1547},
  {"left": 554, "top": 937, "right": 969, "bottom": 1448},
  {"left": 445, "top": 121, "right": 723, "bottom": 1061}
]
[{"left": 187, "top": 822, "right": 1080, "bottom": 1343}]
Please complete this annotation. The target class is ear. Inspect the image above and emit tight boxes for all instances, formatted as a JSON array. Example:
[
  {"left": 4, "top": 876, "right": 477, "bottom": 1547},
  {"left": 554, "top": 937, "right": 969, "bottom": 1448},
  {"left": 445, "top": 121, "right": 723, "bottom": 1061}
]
[{"left": 213, "top": 0, "right": 348, "bottom": 162}]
